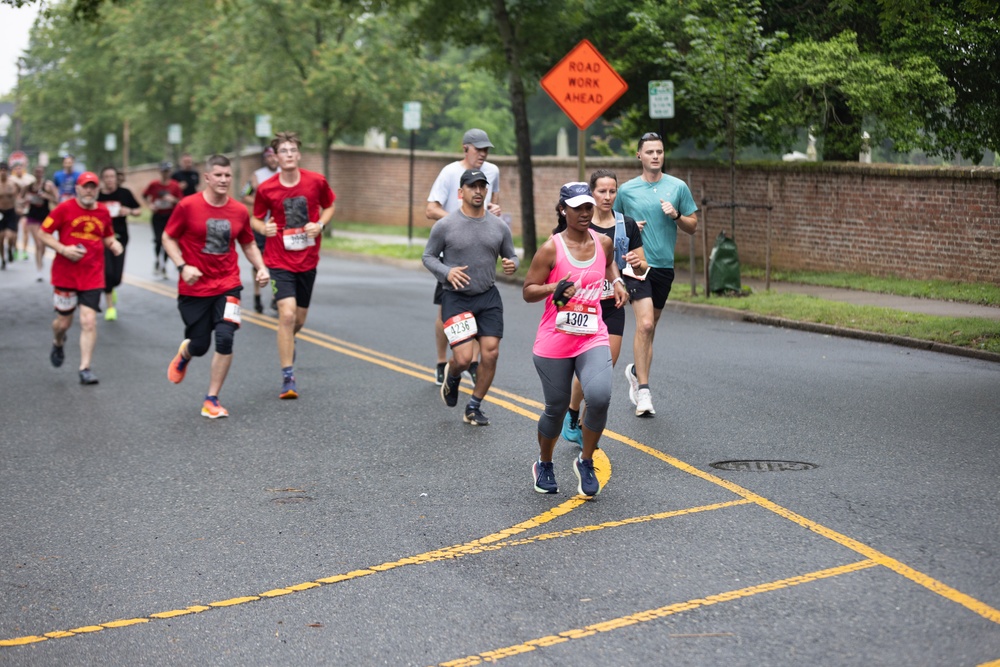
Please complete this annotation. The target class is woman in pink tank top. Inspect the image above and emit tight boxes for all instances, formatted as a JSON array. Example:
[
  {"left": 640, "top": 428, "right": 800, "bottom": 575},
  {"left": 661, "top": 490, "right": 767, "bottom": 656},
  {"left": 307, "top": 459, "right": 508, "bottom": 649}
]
[{"left": 522, "top": 183, "right": 628, "bottom": 498}]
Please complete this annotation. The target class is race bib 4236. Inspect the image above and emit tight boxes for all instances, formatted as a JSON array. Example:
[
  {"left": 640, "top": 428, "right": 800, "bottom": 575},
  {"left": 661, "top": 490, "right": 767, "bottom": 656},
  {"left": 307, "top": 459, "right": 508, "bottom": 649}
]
[{"left": 443, "top": 311, "right": 478, "bottom": 346}]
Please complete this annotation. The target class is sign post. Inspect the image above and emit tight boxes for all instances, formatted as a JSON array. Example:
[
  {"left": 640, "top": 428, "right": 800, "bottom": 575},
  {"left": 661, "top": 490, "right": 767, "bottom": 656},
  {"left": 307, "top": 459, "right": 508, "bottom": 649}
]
[
  {"left": 402, "top": 102, "right": 422, "bottom": 245},
  {"left": 541, "top": 39, "right": 628, "bottom": 181}
]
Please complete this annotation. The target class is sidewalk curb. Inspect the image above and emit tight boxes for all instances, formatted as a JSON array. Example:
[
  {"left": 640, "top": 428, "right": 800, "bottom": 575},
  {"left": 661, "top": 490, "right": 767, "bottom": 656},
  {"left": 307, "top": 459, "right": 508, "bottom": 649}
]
[
  {"left": 664, "top": 301, "right": 1000, "bottom": 363},
  {"left": 327, "top": 248, "right": 1000, "bottom": 364}
]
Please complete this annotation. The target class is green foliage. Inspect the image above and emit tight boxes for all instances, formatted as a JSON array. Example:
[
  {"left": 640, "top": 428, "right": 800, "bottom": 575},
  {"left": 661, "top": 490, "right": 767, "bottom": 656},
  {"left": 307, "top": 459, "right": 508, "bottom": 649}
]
[
  {"left": 676, "top": 0, "right": 780, "bottom": 158},
  {"left": 759, "top": 30, "right": 954, "bottom": 158}
]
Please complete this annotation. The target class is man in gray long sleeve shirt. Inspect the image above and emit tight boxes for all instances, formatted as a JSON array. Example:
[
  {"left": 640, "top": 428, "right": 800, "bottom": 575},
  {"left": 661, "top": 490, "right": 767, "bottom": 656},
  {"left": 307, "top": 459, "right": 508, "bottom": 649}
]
[{"left": 422, "top": 169, "right": 519, "bottom": 426}]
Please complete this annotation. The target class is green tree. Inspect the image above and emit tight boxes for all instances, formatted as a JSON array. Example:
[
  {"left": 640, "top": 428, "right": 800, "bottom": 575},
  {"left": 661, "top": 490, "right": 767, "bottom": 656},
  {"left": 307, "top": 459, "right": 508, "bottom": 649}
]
[
  {"left": 676, "top": 0, "right": 780, "bottom": 229},
  {"left": 759, "top": 30, "right": 954, "bottom": 160},
  {"left": 759, "top": 0, "right": 997, "bottom": 162},
  {"left": 406, "top": 0, "right": 582, "bottom": 259}
]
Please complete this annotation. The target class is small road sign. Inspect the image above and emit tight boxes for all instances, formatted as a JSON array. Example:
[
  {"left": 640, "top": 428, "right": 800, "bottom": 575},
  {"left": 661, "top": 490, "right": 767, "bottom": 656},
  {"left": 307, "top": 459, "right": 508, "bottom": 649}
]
[{"left": 649, "top": 80, "right": 675, "bottom": 119}]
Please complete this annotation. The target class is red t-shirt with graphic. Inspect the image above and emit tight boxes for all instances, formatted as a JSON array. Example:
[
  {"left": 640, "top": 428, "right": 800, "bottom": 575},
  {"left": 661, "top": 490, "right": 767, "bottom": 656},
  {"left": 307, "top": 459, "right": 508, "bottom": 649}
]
[
  {"left": 164, "top": 194, "right": 254, "bottom": 297},
  {"left": 253, "top": 169, "right": 335, "bottom": 273},
  {"left": 41, "top": 199, "right": 113, "bottom": 291},
  {"left": 143, "top": 179, "right": 184, "bottom": 214}
]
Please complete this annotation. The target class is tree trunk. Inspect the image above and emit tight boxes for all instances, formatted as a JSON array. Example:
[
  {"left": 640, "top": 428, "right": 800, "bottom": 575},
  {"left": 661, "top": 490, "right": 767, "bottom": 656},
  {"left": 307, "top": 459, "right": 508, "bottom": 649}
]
[
  {"left": 492, "top": 0, "right": 536, "bottom": 261},
  {"left": 823, "top": 97, "right": 861, "bottom": 161}
]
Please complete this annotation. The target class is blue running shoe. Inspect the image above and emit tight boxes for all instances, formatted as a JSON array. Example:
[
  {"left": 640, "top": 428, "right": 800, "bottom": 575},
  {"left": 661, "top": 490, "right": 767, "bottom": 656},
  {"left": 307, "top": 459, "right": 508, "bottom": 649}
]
[
  {"left": 561, "top": 412, "right": 583, "bottom": 449},
  {"left": 533, "top": 460, "right": 558, "bottom": 494},
  {"left": 280, "top": 376, "right": 298, "bottom": 399},
  {"left": 573, "top": 455, "right": 600, "bottom": 497}
]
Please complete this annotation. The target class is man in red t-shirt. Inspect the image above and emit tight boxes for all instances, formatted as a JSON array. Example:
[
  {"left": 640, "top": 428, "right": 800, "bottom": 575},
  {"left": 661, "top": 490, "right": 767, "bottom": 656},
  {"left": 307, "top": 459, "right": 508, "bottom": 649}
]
[
  {"left": 143, "top": 161, "right": 184, "bottom": 279},
  {"left": 39, "top": 171, "right": 124, "bottom": 385},
  {"left": 251, "top": 131, "right": 335, "bottom": 399},
  {"left": 161, "top": 155, "right": 269, "bottom": 419}
]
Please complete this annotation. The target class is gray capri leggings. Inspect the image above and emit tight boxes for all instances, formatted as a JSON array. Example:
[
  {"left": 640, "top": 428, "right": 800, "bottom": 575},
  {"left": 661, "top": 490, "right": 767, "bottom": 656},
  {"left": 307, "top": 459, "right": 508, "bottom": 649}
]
[{"left": 533, "top": 346, "right": 613, "bottom": 439}]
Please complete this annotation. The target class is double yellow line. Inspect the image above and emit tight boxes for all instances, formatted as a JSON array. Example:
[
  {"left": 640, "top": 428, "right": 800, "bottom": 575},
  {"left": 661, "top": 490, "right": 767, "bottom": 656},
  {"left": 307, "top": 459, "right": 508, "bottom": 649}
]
[{"left": 3, "top": 275, "right": 997, "bottom": 666}]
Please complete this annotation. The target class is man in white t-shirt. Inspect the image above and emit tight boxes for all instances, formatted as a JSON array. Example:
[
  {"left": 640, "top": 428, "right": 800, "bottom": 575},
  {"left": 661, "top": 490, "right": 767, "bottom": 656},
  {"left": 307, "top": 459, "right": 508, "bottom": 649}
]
[{"left": 425, "top": 128, "right": 501, "bottom": 386}]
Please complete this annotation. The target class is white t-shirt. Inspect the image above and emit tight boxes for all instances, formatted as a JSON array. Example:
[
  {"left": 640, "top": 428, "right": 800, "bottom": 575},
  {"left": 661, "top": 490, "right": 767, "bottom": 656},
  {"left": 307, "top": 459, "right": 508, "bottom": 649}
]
[{"left": 427, "top": 160, "right": 500, "bottom": 214}]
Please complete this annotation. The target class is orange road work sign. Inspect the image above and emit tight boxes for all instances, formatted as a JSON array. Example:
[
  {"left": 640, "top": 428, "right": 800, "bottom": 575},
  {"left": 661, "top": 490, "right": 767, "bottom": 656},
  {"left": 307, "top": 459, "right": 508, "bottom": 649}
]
[{"left": 541, "top": 39, "right": 628, "bottom": 131}]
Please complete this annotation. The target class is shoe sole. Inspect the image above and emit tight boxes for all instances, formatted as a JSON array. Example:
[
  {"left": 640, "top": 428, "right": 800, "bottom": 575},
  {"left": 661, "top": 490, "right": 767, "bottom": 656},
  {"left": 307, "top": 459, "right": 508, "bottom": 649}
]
[
  {"left": 168, "top": 340, "right": 190, "bottom": 384},
  {"left": 463, "top": 414, "right": 490, "bottom": 426},
  {"left": 440, "top": 362, "right": 459, "bottom": 407},
  {"left": 279, "top": 390, "right": 298, "bottom": 400},
  {"left": 80, "top": 378, "right": 99, "bottom": 385},
  {"left": 635, "top": 404, "right": 656, "bottom": 418},
  {"left": 561, "top": 427, "right": 583, "bottom": 447},
  {"left": 573, "top": 460, "right": 600, "bottom": 497},
  {"left": 532, "top": 462, "right": 557, "bottom": 494},
  {"left": 625, "top": 364, "right": 638, "bottom": 406},
  {"left": 201, "top": 408, "right": 229, "bottom": 418}
]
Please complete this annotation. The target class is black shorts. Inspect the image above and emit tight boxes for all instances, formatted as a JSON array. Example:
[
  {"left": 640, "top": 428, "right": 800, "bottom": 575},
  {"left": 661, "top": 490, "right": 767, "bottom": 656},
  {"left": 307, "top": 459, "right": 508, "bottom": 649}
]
[
  {"left": 647, "top": 267, "right": 676, "bottom": 310},
  {"left": 600, "top": 298, "right": 625, "bottom": 337},
  {"left": 53, "top": 287, "right": 102, "bottom": 315},
  {"left": 624, "top": 275, "right": 653, "bottom": 303},
  {"left": 178, "top": 288, "right": 242, "bottom": 339},
  {"left": 440, "top": 285, "right": 504, "bottom": 346},
  {"left": 1, "top": 209, "right": 18, "bottom": 232},
  {"left": 433, "top": 282, "right": 444, "bottom": 305},
  {"left": 269, "top": 267, "right": 317, "bottom": 308}
]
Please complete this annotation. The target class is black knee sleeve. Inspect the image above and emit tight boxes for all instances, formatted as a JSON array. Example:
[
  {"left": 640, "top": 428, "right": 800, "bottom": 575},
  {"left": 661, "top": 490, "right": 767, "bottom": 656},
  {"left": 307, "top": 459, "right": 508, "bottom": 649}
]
[{"left": 214, "top": 321, "right": 237, "bottom": 355}]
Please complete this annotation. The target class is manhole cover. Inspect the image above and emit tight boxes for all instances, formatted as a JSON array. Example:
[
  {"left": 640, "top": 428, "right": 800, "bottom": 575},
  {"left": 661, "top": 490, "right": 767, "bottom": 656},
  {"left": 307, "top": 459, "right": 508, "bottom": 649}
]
[
  {"left": 271, "top": 496, "right": 313, "bottom": 504},
  {"left": 709, "top": 460, "right": 817, "bottom": 472}
]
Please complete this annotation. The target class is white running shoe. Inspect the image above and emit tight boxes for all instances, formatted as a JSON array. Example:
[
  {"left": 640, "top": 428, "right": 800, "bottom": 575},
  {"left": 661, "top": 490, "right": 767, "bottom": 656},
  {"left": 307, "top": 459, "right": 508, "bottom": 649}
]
[
  {"left": 635, "top": 388, "right": 655, "bottom": 417},
  {"left": 624, "top": 363, "right": 639, "bottom": 406}
]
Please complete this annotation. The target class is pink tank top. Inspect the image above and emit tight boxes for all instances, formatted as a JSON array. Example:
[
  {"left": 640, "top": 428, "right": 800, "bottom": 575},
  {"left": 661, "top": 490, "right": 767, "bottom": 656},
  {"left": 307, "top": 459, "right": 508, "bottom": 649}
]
[{"left": 532, "top": 229, "right": 610, "bottom": 359}]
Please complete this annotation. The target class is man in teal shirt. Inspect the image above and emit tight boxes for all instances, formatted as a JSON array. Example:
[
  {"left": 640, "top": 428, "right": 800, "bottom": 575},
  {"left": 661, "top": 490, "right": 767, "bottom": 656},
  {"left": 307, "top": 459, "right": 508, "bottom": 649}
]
[{"left": 614, "top": 132, "right": 698, "bottom": 417}]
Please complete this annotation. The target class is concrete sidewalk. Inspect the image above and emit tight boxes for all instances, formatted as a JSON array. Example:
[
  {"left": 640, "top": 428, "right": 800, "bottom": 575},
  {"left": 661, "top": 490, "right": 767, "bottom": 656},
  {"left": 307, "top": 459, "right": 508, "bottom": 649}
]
[{"left": 334, "top": 229, "right": 1000, "bottom": 322}]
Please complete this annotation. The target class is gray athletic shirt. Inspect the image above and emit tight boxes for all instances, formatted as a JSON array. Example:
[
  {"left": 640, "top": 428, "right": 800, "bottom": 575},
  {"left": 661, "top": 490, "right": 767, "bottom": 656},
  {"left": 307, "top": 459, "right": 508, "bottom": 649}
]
[{"left": 422, "top": 209, "right": 519, "bottom": 296}]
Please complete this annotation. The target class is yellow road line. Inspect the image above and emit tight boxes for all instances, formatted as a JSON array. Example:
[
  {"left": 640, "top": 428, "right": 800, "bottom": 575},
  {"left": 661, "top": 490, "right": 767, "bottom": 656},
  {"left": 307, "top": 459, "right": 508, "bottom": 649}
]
[
  {"left": 0, "top": 498, "right": 746, "bottom": 647},
  {"left": 46, "top": 273, "right": 990, "bottom": 644},
  {"left": 433, "top": 560, "right": 879, "bottom": 666},
  {"left": 978, "top": 659, "right": 1000, "bottom": 667},
  {"left": 128, "top": 274, "right": 1000, "bottom": 625},
  {"left": 598, "top": 431, "right": 1000, "bottom": 625}
]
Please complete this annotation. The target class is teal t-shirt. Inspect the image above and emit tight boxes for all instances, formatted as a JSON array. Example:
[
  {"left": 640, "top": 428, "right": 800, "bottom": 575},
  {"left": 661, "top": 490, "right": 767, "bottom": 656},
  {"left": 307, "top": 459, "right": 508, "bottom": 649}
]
[{"left": 614, "top": 174, "right": 697, "bottom": 269}]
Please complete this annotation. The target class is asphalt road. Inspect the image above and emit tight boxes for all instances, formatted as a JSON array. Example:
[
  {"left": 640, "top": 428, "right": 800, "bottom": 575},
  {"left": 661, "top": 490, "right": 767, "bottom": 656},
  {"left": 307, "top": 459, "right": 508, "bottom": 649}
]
[{"left": 2, "top": 223, "right": 999, "bottom": 666}]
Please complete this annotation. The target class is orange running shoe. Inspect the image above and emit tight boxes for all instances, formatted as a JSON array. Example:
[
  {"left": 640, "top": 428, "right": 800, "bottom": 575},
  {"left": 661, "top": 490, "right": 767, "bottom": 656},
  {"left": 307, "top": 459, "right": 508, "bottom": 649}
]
[
  {"left": 201, "top": 396, "right": 229, "bottom": 419},
  {"left": 168, "top": 339, "right": 191, "bottom": 384}
]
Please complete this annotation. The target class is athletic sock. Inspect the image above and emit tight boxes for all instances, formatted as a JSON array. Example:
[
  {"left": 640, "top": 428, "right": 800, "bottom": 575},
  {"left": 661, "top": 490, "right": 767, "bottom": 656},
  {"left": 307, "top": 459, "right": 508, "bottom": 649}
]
[
  {"left": 466, "top": 395, "right": 483, "bottom": 411},
  {"left": 638, "top": 383, "right": 650, "bottom": 391},
  {"left": 282, "top": 366, "right": 294, "bottom": 379},
  {"left": 568, "top": 407, "right": 580, "bottom": 428}
]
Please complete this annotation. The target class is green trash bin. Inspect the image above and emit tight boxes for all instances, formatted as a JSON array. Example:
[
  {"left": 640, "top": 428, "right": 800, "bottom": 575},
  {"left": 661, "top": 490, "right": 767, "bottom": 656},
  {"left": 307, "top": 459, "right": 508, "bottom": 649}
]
[{"left": 708, "top": 230, "right": 741, "bottom": 294}]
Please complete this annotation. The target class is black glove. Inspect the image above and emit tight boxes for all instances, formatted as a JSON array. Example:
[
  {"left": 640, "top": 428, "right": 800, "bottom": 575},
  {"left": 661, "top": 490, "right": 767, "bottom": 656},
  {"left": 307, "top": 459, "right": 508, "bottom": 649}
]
[{"left": 551, "top": 278, "right": 574, "bottom": 308}]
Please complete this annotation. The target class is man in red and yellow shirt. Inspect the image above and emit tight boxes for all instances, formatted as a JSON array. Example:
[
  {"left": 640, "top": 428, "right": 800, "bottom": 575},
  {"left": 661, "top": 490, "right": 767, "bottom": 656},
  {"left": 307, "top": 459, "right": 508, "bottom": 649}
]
[
  {"left": 39, "top": 171, "right": 123, "bottom": 385},
  {"left": 251, "top": 131, "right": 335, "bottom": 399},
  {"left": 162, "top": 155, "right": 269, "bottom": 418}
]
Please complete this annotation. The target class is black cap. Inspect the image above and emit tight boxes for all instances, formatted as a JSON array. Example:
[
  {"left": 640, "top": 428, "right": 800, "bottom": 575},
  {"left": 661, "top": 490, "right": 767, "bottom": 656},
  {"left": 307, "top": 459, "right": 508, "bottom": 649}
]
[{"left": 460, "top": 169, "right": 489, "bottom": 187}]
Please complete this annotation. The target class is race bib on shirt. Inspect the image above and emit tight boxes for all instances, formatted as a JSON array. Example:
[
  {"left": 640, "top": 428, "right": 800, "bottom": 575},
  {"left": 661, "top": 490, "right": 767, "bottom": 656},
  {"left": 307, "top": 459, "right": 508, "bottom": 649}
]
[
  {"left": 443, "top": 311, "right": 478, "bottom": 346},
  {"left": 555, "top": 303, "right": 599, "bottom": 336},
  {"left": 601, "top": 279, "right": 614, "bottom": 299},
  {"left": 223, "top": 296, "right": 241, "bottom": 326},
  {"left": 282, "top": 227, "right": 315, "bottom": 251},
  {"left": 53, "top": 289, "right": 78, "bottom": 312},
  {"left": 105, "top": 202, "right": 122, "bottom": 217}
]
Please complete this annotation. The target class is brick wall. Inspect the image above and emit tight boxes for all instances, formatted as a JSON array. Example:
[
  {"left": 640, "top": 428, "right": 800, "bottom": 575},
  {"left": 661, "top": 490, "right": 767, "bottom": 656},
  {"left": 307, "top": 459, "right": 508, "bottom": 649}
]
[{"left": 127, "top": 149, "right": 1000, "bottom": 284}]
